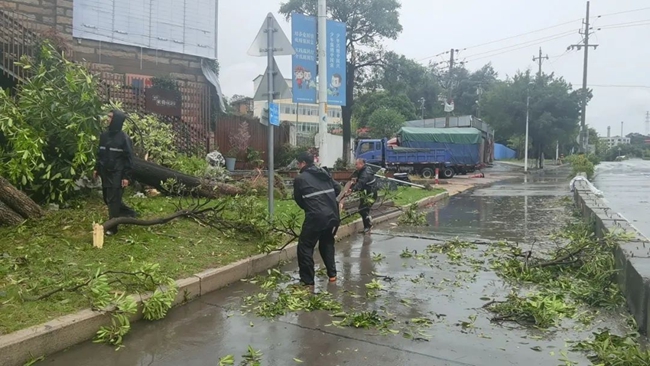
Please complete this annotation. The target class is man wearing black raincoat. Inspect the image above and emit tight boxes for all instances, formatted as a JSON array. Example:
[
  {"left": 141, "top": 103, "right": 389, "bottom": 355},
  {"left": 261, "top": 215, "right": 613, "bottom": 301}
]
[
  {"left": 293, "top": 152, "right": 342, "bottom": 287},
  {"left": 93, "top": 110, "right": 137, "bottom": 235},
  {"left": 351, "top": 158, "right": 377, "bottom": 233}
]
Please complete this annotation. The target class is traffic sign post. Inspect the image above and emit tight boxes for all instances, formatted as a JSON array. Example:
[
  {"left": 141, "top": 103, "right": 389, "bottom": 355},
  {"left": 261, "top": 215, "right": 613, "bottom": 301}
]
[
  {"left": 269, "top": 102, "right": 279, "bottom": 126},
  {"left": 247, "top": 13, "right": 295, "bottom": 220}
]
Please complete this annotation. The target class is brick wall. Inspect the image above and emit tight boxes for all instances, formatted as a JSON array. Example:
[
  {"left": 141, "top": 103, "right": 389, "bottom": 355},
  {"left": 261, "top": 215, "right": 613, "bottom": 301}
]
[{"left": 2, "top": 0, "right": 206, "bottom": 83}]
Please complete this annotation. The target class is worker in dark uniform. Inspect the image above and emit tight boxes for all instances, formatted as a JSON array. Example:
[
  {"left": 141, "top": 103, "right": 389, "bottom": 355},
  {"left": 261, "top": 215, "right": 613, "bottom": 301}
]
[
  {"left": 93, "top": 110, "right": 137, "bottom": 236},
  {"left": 351, "top": 158, "right": 377, "bottom": 233},
  {"left": 293, "top": 152, "right": 342, "bottom": 287}
]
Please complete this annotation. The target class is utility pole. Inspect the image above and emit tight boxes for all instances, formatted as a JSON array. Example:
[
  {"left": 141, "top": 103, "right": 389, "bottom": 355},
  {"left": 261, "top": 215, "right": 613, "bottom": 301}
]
[
  {"left": 445, "top": 48, "right": 455, "bottom": 127},
  {"left": 645, "top": 111, "right": 649, "bottom": 136},
  {"left": 532, "top": 47, "right": 548, "bottom": 79},
  {"left": 476, "top": 86, "right": 482, "bottom": 118},
  {"left": 317, "top": 0, "right": 328, "bottom": 165},
  {"left": 524, "top": 85, "right": 531, "bottom": 173},
  {"left": 419, "top": 97, "right": 426, "bottom": 126},
  {"left": 568, "top": 1, "right": 598, "bottom": 153}
]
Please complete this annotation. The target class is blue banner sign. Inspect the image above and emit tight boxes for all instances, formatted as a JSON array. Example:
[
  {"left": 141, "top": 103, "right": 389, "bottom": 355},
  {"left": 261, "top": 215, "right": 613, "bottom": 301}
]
[
  {"left": 269, "top": 102, "right": 280, "bottom": 126},
  {"left": 326, "top": 20, "right": 347, "bottom": 106},
  {"left": 291, "top": 13, "right": 317, "bottom": 104}
]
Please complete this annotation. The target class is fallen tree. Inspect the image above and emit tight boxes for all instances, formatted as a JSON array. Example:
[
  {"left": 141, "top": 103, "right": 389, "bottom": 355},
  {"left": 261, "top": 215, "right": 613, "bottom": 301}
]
[{"left": 132, "top": 157, "right": 243, "bottom": 198}]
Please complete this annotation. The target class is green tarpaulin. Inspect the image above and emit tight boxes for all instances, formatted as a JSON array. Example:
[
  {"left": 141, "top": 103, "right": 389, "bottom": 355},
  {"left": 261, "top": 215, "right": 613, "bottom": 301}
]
[{"left": 397, "top": 127, "right": 482, "bottom": 145}]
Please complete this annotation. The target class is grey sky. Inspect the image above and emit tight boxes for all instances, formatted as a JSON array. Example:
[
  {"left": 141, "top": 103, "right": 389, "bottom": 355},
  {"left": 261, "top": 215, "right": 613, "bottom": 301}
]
[{"left": 217, "top": 0, "right": 650, "bottom": 137}]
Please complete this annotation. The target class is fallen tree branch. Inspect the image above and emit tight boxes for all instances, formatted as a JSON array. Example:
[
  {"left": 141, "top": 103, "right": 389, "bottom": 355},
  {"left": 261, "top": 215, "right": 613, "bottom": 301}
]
[
  {"left": 528, "top": 243, "right": 589, "bottom": 269},
  {"left": 131, "top": 157, "right": 243, "bottom": 198},
  {"left": 102, "top": 207, "right": 215, "bottom": 231},
  {"left": 22, "top": 270, "right": 157, "bottom": 301}
]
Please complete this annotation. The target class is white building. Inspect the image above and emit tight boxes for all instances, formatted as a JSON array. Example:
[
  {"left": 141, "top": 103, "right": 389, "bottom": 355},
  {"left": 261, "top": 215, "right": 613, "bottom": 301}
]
[
  {"left": 600, "top": 136, "right": 630, "bottom": 148},
  {"left": 252, "top": 75, "right": 342, "bottom": 135}
]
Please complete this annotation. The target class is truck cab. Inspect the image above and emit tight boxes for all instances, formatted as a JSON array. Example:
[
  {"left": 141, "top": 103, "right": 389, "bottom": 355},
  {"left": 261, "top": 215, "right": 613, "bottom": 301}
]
[{"left": 355, "top": 139, "right": 384, "bottom": 165}]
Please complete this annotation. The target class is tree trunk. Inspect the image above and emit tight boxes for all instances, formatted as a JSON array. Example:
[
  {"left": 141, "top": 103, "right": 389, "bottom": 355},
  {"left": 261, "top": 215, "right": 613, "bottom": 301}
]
[
  {"left": 0, "top": 176, "right": 44, "bottom": 219},
  {"left": 342, "top": 63, "right": 355, "bottom": 165},
  {"left": 0, "top": 200, "right": 24, "bottom": 226},
  {"left": 132, "top": 157, "right": 243, "bottom": 197}
]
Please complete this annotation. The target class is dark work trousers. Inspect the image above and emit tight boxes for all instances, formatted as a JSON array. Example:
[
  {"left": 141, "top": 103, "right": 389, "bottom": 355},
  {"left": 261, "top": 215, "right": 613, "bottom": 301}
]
[
  {"left": 359, "top": 191, "right": 378, "bottom": 230},
  {"left": 102, "top": 187, "right": 136, "bottom": 233},
  {"left": 297, "top": 226, "right": 337, "bottom": 285}
]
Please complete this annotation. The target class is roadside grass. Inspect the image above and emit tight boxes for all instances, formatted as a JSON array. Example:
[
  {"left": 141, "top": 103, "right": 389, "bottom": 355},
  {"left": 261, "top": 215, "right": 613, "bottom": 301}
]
[
  {"left": 0, "top": 186, "right": 444, "bottom": 335},
  {"left": 391, "top": 187, "right": 445, "bottom": 206}
]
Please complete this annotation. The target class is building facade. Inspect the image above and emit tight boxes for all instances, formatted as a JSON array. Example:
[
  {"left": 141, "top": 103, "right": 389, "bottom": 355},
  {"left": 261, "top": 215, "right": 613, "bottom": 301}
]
[
  {"left": 600, "top": 136, "right": 631, "bottom": 148},
  {"left": 251, "top": 75, "right": 342, "bottom": 135},
  {"left": 1, "top": 0, "right": 215, "bottom": 85}
]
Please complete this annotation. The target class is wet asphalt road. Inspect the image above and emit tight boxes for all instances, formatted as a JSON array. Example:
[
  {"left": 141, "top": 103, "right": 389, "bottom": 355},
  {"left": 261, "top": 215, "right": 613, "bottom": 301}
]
[
  {"left": 43, "top": 165, "right": 628, "bottom": 366},
  {"left": 594, "top": 159, "right": 650, "bottom": 239}
]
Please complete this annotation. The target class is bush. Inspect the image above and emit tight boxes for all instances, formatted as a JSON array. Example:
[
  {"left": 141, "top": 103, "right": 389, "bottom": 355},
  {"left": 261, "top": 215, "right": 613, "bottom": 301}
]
[
  {"left": 0, "top": 42, "right": 103, "bottom": 203},
  {"left": 569, "top": 154, "right": 595, "bottom": 179},
  {"left": 275, "top": 144, "right": 310, "bottom": 169},
  {"left": 120, "top": 112, "right": 177, "bottom": 166}
]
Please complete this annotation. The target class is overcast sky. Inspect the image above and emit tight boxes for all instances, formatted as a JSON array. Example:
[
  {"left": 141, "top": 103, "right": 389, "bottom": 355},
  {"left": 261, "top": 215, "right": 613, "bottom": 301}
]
[{"left": 217, "top": 0, "right": 650, "bottom": 137}]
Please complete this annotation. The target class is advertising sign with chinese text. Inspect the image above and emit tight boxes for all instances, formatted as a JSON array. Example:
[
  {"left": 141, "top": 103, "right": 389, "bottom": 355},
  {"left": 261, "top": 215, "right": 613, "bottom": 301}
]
[
  {"left": 291, "top": 13, "right": 317, "bottom": 103},
  {"left": 326, "top": 19, "right": 347, "bottom": 106}
]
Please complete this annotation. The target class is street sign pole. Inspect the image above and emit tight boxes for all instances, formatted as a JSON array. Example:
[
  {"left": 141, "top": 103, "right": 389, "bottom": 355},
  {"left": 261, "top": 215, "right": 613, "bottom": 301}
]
[
  {"left": 317, "top": 0, "right": 328, "bottom": 166},
  {"left": 265, "top": 14, "right": 276, "bottom": 218},
  {"left": 248, "top": 13, "right": 294, "bottom": 220}
]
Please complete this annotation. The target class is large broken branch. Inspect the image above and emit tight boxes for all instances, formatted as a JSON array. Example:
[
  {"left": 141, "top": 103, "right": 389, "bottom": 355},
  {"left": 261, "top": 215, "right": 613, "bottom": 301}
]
[
  {"left": 0, "top": 200, "right": 24, "bottom": 226},
  {"left": 0, "top": 176, "right": 44, "bottom": 219},
  {"left": 131, "top": 157, "right": 243, "bottom": 197},
  {"left": 102, "top": 207, "right": 214, "bottom": 232}
]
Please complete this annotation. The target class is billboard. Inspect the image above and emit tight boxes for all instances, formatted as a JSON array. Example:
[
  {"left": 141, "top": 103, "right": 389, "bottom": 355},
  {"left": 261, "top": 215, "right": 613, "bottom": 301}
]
[
  {"left": 291, "top": 14, "right": 347, "bottom": 106},
  {"left": 291, "top": 13, "right": 318, "bottom": 104},
  {"left": 326, "top": 20, "right": 347, "bottom": 106}
]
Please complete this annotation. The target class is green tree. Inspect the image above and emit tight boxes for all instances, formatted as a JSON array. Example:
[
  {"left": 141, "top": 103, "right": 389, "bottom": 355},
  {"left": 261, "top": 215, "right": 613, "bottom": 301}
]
[
  {"left": 0, "top": 42, "right": 103, "bottom": 203},
  {"left": 279, "top": 0, "right": 403, "bottom": 164},
  {"left": 363, "top": 51, "right": 441, "bottom": 118},
  {"left": 450, "top": 64, "right": 499, "bottom": 117},
  {"left": 481, "top": 71, "right": 584, "bottom": 166},
  {"left": 626, "top": 132, "right": 648, "bottom": 146},
  {"left": 353, "top": 91, "right": 416, "bottom": 127},
  {"left": 366, "top": 108, "right": 405, "bottom": 138}
]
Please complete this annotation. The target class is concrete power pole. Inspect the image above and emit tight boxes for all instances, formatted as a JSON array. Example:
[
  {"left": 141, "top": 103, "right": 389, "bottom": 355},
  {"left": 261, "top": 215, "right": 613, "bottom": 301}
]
[
  {"left": 532, "top": 47, "right": 548, "bottom": 79},
  {"left": 445, "top": 48, "right": 455, "bottom": 128},
  {"left": 568, "top": 1, "right": 598, "bottom": 153},
  {"left": 317, "top": 0, "right": 328, "bottom": 165},
  {"left": 645, "top": 111, "right": 649, "bottom": 136}
]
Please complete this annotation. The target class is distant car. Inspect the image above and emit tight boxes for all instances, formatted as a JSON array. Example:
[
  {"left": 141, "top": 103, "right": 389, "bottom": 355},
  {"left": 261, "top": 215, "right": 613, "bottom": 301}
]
[{"left": 615, "top": 155, "right": 627, "bottom": 161}]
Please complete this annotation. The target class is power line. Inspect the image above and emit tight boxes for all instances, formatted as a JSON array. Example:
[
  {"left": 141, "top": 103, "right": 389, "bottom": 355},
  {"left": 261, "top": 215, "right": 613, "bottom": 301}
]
[
  {"left": 463, "top": 31, "right": 576, "bottom": 63},
  {"left": 417, "top": 19, "right": 580, "bottom": 61},
  {"left": 596, "top": 6, "right": 650, "bottom": 18},
  {"left": 418, "top": 5, "right": 650, "bottom": 63},
  {"left": 585, "top": 84, "right": 650, "bottom": 89},
  {"left": 597, "top": 18, "right": 650, "bottom": 28}
]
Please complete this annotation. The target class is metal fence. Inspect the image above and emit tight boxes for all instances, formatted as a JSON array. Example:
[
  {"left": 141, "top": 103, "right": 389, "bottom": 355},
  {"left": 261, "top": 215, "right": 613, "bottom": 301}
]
[{"left": 96, "top": 74, "right": 214, "bottom": 155}]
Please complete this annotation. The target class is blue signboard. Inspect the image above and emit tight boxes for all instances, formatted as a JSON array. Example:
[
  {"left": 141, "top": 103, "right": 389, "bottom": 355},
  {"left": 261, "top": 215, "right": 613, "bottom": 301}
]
[
  {"left": 291, "top": 13, "right": 317, "bottom": 104},
  {"left": 269, "top": 102, "right": 280, "bottom": 126},
  {"left": 326, "top": 20, "right": 347, "bottom": 106}
]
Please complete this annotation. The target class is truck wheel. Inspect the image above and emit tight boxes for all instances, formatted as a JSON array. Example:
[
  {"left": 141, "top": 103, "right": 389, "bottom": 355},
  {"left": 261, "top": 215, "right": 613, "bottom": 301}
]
[
  {"left": 421, "top": 167, "right": 435, "bottom": 179},
  {"left": 442, "top": 167, "right": 455, "bottom": 179}
]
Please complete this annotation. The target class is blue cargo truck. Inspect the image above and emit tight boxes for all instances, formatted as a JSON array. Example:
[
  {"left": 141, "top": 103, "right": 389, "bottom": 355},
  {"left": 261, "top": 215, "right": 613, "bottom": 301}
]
[{"left": 355, "top": 127, "right": 485, "bottom": 179}]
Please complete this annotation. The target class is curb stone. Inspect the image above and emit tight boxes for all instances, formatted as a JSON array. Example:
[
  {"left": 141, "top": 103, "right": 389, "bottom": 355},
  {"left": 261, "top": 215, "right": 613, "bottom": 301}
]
[
  {"left": 572, "top": 173, "right": 650, "bottom": 335},
  {"left": 0, "top": 190, "right": 453, "bottom": 366}
]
